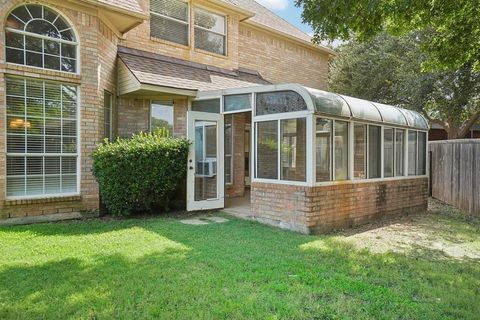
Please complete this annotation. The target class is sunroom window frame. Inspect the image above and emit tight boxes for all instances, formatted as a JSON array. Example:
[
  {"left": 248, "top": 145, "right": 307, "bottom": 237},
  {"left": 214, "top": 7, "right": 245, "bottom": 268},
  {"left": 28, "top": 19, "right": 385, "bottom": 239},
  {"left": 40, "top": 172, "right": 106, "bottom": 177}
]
[{"left": 5, "top": 4, "right": 80, "bottom": 74}]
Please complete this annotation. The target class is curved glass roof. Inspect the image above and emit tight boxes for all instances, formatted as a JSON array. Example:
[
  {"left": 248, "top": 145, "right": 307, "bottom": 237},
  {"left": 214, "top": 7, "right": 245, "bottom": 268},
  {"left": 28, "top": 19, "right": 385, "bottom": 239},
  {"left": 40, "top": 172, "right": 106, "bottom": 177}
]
[{"left": 305, "top": 88, "right": 429, "bottom": 129}]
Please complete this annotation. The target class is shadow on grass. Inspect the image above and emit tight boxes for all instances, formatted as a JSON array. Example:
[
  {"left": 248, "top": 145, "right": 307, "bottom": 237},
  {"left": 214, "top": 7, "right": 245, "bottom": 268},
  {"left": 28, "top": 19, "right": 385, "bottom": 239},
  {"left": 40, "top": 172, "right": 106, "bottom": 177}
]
[{"left": 0, "top": 216, "right": 479, "bottom": 319}]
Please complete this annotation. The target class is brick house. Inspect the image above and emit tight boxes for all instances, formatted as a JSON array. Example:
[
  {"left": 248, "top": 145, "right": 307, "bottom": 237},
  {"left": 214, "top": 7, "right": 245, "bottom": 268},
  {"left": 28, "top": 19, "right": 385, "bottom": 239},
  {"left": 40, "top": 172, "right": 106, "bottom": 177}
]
[{"left": 0, "top": 0, "right": 428, "bottom": 233}]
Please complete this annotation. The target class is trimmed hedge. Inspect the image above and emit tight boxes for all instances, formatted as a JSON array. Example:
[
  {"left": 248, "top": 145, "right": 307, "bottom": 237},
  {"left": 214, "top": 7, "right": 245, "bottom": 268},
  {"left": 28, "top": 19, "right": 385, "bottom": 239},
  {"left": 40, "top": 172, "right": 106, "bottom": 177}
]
[{"left": 92, "top": 131, "right": 190, "bottom": 215}]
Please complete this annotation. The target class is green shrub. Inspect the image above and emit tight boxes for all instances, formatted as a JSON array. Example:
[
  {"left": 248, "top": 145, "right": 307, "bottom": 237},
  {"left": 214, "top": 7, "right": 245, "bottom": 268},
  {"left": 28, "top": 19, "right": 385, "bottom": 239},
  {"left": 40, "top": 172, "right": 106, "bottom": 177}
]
[{"left": 92, "top": 131, "right": 190, "bottom": 215}]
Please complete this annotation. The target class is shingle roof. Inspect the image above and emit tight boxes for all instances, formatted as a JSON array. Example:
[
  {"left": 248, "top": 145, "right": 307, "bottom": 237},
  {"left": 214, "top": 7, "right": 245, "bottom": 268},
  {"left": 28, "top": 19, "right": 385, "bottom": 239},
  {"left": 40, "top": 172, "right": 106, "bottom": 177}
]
[
  {"left": 97, "top": 0, "right": 145, "bottom": 16},
  {"left": 118, "top": 46, "right": 270, "bottom": 92},
  {"left": 225, "top": 0, "right": 312, "bottom": 42}
]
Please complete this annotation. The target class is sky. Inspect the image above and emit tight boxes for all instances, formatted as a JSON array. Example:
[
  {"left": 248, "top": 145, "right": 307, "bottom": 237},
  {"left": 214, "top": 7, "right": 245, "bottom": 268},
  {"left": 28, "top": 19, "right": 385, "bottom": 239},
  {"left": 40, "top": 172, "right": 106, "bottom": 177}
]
[{"left": 255, "top": 0, "right": 313, "bottom": 36}]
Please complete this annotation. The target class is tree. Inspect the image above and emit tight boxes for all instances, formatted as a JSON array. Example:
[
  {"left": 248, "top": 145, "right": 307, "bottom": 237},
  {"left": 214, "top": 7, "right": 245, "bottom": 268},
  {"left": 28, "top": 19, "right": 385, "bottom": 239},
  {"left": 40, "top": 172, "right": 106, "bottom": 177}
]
[
  {"left": 296, "top": 0, "right": 480, "bottom": 71},
  {"left": 328, "top": 32, "right": 480, "bottom": 139}
]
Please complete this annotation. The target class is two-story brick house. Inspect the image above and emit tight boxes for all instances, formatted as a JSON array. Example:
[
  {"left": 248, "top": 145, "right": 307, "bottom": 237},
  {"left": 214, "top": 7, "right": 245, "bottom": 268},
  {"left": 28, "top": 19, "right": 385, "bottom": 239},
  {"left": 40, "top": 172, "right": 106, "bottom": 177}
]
[{"left": 0, "top": 0, "right": 429, "bottom": 233}]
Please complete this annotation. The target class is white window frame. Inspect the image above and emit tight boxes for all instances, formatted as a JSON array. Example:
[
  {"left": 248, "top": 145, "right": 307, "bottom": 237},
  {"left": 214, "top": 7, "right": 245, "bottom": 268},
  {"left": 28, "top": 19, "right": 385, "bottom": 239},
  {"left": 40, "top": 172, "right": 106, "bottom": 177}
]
[
  {"left": 5, "top": 4, "right": 79, "bottom": 74},
  {"left": 150, "top": 100, "right": 175, "bottom": 135},
  {"left": 150, "top": 0, "right": 190, "bottom": 46},
  {"left": 193, "top": 7, "right": 227, "bottom": 56},
  {"left": 5, "top": 76, "right": 80, "bottom": 200}
]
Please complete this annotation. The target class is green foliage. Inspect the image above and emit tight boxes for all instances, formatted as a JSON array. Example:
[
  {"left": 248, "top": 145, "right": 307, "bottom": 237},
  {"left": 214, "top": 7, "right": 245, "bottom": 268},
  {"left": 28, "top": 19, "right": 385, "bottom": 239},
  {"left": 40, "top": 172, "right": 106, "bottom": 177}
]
[
  {"left": 296, "top": 0, "right": 480, "bottom": 71},
  {"left": 92, "top": 131, "right": 189, "bottom": 215},
  {"left": 328, "top": 32, "right": 480, "bottom": 138}
]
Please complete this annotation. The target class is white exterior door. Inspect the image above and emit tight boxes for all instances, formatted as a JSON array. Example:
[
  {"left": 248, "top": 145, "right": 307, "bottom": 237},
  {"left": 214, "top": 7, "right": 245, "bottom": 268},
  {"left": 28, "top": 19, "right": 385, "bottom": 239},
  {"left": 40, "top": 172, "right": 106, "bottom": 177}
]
[{"left": 186, "top": 111, "right": 224, "bottom": 211}]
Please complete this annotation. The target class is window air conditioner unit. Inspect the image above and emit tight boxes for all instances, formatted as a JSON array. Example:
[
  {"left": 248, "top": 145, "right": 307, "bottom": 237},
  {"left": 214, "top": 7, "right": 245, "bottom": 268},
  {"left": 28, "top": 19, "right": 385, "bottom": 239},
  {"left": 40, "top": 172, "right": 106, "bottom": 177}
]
[{"left": 196, "top": 158, "right": 217, "bottom": 177}]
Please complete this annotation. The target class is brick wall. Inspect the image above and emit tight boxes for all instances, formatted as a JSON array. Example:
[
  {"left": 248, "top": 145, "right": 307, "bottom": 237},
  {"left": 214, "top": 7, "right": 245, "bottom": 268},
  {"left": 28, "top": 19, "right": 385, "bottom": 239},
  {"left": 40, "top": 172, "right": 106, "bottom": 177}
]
[
  {"left": 0, "top": 0, "right": 118, "bottom": 218},
  {"left": 251, "top": 177, "right": 429, "bottom": 234},
  {"left": 238, "top": 24, "right": 330, "bottom": 89}
]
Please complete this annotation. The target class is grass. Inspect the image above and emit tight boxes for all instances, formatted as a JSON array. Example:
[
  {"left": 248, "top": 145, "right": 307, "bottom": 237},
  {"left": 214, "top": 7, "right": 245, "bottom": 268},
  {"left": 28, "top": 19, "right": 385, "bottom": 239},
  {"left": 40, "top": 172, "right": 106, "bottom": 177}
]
[{"left": 0, "top": 202, "right": 479, "bottom": 319}]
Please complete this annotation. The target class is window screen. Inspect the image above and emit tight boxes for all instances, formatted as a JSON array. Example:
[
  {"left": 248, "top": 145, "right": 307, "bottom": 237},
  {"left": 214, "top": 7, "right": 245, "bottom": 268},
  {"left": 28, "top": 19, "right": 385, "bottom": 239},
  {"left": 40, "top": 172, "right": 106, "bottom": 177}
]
[
  {"left": 256, "top": 91, "right": 307, "bottom": 116},
  {"left": 418, "top": 131, "right": 427, "bottom": 175},
  {"left": 150, "top": 0, "right": 189, "bottom": 46},
  {"left": 334, "top": 121, "right": 349, "bottom": 180},
  {"left": 224, "top": 115, "right": 233, "bottom": 184},
  {"left": 316, "top": 118, "right": 332, "bottom": 182},
  {"left": 384, "top": 128, "right": 394, "bottom": 177},
  {"left": 6, "top": 4, "right": 78, "bottom": 73},
  {"left": 280, "top": 118, "right": 306, "bottom": 182},
  {"left": 368, "top": 125, "right": 381, "bottom": 178},
  {"left": 191, "top": 99, "right": 220, "bottom": 113},
  {"left": 395, "top": 129, "right": 405, "bottom": 176},
  {"left": 256, "top": 121, "right": 278, "bottom": 179},
  {"left": 194, "top": 8, "right": 226, "bottom": 55},
  {"left": 408, "top": 131, "right": 417, "bottom": 175},
  {"left": 6, "top": 76, "right": 78, "bottom": 197},
  {"left": 353, "top": 123, "right": 367, "bottom": 179}
]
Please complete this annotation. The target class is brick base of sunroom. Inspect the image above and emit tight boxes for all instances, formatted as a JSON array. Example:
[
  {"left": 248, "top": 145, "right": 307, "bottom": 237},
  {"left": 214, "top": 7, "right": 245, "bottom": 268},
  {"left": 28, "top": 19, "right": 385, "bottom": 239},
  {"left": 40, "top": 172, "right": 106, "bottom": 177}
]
[{"left": 250, "top": 177, "right": 428, "bottom": 234}]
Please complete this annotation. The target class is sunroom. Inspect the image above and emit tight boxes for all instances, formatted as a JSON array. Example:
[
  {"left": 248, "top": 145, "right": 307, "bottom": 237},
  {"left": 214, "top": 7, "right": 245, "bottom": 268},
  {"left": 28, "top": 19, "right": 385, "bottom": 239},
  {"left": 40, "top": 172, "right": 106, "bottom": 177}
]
[{"left": 188, "top": 83, "right": 429, "bottom": 233}]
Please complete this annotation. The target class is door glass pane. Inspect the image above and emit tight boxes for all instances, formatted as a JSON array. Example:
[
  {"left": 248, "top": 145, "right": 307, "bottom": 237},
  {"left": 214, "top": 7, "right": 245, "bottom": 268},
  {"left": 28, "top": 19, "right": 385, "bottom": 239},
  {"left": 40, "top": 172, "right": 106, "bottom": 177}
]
[
  {"left": 280, "top": 118, "right": 306, "bottom": 181},
  {"left": 256, "top": 121, "right": 278, "bottom": 179},
  {"left": 368, "top": 125, "right": 381, "bottom": 178},
  {"left": 194, "top": 121, "right": 217, "bottom": 201},
  {"left": 316, "top": 118, "right": 331, "bottom": 182},
  {"left": 395, "top": 129, "right": 404, "bottom": 176},
  {"left": 384, "top": 128, "right": 394, "bottom": 177},
  {"left": 334, "top": 121, "right": 348, "bottom": 180},
  {"left": 353, "top": 123, "right": 366, "bottom": 179}
]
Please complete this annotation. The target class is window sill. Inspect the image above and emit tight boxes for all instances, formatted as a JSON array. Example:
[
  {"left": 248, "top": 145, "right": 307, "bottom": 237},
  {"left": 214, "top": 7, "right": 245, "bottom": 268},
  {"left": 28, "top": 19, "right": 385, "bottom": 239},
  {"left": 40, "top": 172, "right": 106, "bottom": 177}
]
[
  {"left": 194, "top": 47, "right": 228, "bottom": 60},
  {"left": 4, "top": 195, "right": 82, "bottom": 206},
  {"left": 5, "top": 63, "right": 81, "bottom": 82},
  {"left": 149, "top": 36, "right": 190, "bottom": 50}
]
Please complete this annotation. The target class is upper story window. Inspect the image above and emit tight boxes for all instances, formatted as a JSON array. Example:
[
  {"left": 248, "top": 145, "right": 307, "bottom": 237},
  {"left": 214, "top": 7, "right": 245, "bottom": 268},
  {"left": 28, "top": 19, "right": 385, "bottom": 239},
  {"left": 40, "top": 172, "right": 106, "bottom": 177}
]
[
  {"left": 150, "top": 0, "right": 189, "bottom": 46},
  {"left": 194, "top": 8, "right": 226, "bottom": 55},
  {"left": 5, "top": 4, "right": 78, "bottom": 73}
]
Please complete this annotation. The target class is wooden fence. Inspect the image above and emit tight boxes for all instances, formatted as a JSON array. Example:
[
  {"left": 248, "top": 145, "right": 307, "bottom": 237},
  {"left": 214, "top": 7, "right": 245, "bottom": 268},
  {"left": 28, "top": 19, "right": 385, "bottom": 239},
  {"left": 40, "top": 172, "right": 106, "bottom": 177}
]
[{"left": 429, "top": 139, "right": 480, "bottom": 215}]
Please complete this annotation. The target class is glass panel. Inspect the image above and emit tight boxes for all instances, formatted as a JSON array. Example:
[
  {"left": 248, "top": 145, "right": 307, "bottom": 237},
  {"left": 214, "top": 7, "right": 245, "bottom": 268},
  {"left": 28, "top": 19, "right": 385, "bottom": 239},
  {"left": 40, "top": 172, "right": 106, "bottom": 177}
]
[
  {"left": 150, "top": 0, "right": 189, "bottom": 22},
  {"left": 224, "top": 115, "right": 233, "bottom": 184},
  {"left": 395, "top": 129, "right": 405, "bottom": 176},
  {"left": 316, "top": 118, "right": 331, "bottom": 182},
  {"left": 10, "top": 6, "right": 30, "bottom": 26},
  {"left": 5, "top": 76, "right": 78, "bottom": 197},
  {"left": 25, "top": 35, "right": 42, "bottom": 52},
  {"left": 224, "top": 94, "right": 251, "bottom": 112},
  {"left": 256, "top": 121, "right": 278, "bottom": 179},
  {"left": 150, "top": 14, "right": 189, "bottom": 45},
  {"left": 402, "top": 110, "right": 429, "bottom": 129},
  {"left": 192, "top": 99, "right": 220, "bottom": 113},
  {"left": 368, "top": 125, "right": 381, "bottom": 178},
  {"left": 256, "top": 91, "right": 307, "bottom": 116},
  {"left": 353, "top": 123, "right": 367, "bottom": 179},
  {"left": 150, "top": 101, "right": 173, "bottom": 136},
  {"left": 408, "top": 131, "right": 417, "bottom": 175},
  {"left": 5, "top": 31, "right": 24, "bottom": 49},
  {"left": 194, "top": 28, "right": 225, "bottom": 55},
  {"left": 384, "top": 128, "right": 394, "bottom": 178},
  {"left": 334, "top": 121, "right": 348, "bottom": 180},
  {"left": 194, "top": 8, "right": 225, "bottom": 34},
  {"left": 280, "top": 118, "right": 306, "bottom": 181},
  {"left": 418, "top": 131, "right": 427, "bottom": 175},
  {"left": 342, "top": 95, "right": 382, "bottom": 122},
  {"left": 25, "top": 20, "right": 60, "bottom": 38},
  {"left": 194, "top": 121, "right": 218, "bottom": 201},
  {"left": 309, "top": 88, "right": 351, "bottom": 117},
  {"left": 6, "top": 48, "right": 24, "bottom": 65},
  {"left": 372, "top": 102, "right": 407, "bottom": 126},
  {"left": 26, "top": 51, "right": 42, "bottom": 68},
  {"left": 104, "top": 91, "right": 112, "bottom": 139}
]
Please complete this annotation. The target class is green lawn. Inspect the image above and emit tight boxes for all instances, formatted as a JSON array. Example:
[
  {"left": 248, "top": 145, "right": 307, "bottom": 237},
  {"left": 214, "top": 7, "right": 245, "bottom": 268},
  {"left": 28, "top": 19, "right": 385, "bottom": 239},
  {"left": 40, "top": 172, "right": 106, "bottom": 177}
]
[{"left": 0, "top": 204, "right": 479, "bottom": 319}]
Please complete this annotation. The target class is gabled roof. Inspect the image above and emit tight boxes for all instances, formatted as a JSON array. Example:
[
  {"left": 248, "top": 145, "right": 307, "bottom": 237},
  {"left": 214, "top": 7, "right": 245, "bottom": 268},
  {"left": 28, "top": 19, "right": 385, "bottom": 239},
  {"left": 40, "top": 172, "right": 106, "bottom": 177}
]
[
  {"left": 226, "top": 0, "right": 310, "bottom": 41},
  {"left": 117, "top": 46, "right": 270, "bottom": 96}
]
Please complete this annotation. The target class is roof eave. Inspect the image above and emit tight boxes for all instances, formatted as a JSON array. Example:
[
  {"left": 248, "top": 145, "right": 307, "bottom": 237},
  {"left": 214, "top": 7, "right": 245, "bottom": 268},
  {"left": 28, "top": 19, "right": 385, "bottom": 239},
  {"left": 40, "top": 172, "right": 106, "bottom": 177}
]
[{"left": 208, "top": 0, "right": 255, "bottom": 21}]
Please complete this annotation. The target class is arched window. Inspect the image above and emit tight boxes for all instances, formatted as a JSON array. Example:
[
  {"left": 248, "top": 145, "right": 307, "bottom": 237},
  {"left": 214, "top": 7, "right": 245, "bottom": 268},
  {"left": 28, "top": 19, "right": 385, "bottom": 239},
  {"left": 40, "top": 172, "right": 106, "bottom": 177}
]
[{"left": 5, "top": 4, "right": 78, "bottom": 73}]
